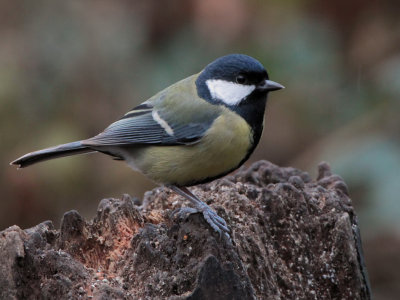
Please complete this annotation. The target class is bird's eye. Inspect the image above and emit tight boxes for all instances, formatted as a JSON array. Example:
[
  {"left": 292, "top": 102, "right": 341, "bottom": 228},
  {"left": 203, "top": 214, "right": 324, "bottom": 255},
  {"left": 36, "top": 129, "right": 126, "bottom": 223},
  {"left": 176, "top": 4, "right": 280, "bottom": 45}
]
[{"left": 236, "top": 75, "right": 247, "bottom": 84}]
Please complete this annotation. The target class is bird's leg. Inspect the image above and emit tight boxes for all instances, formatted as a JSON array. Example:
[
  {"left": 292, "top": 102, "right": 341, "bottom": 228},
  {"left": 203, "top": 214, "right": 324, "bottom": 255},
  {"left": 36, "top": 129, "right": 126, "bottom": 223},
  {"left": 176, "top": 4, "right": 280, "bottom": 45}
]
[{"left": 168, "top": 185, "right": 230, "bottom": 238}]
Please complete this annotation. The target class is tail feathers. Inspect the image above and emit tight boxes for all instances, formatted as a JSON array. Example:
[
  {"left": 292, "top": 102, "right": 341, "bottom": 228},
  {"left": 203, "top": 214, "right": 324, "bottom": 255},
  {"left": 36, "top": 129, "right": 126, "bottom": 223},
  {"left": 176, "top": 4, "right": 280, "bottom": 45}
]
[{"left": 11, "top": 141, "right": 95, "bottom": 168}]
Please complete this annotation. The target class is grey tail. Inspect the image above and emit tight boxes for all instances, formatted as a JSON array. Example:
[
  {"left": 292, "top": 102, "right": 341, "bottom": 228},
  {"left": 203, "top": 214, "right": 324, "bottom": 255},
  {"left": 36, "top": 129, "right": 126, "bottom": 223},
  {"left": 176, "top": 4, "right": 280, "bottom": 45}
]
[{"left": 11, "top": 141, "right": 95, "bottom": 168}]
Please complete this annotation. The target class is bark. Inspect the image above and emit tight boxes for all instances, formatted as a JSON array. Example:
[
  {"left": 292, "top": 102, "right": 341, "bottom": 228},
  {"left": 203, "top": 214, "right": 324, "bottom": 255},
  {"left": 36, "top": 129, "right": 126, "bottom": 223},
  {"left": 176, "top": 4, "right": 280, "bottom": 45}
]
[{"left": 0, "top": 161, "right": 371, "bottom": 299}]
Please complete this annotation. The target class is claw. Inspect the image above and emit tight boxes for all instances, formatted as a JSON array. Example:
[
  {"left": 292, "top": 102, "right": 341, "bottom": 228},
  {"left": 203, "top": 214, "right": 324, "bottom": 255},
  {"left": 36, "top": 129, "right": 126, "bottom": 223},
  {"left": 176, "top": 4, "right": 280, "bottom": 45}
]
[
  {"left": 167, "top": 185, "right": 231, "bottom": 240},
  {"left": 202, "top": 208, "right": 230, "bottom": 233},
  {"left": 172, "top": 207, "right": 198, "bottom": 220},
  {"left": 173, "top": 206, "right": 230, "bottom": 239},
  {"left": 212, "top": 214, "right": 230, "bottom": 229}
]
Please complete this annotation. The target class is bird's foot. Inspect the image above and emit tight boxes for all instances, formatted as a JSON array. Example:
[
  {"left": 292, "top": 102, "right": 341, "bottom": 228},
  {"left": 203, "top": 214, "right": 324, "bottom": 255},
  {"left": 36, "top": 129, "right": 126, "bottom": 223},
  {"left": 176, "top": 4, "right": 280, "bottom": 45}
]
[
  {"left": 200, "top": 204, "right": 230, "bottom": 237},
  {"left": 172, "top": 207, "right": 198, "bottom": 220},
  {"left": 174, "top": 204, "right": 230, "bottom": 240},
  {"left": 167, "top": 185, "right": 231, "bottom": 240}
]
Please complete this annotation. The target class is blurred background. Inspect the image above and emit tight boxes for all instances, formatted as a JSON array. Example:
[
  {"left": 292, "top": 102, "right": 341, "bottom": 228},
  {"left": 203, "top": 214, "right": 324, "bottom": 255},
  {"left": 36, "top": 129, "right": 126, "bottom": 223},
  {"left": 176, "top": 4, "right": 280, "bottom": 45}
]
[{"left": 1, "top": 0, "right": 399, "bottom": 298}]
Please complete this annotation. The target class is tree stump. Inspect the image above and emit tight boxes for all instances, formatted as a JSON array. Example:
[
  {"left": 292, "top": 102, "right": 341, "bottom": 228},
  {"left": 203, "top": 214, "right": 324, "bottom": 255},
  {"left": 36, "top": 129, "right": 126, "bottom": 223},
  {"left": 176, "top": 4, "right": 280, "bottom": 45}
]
[{"left": 0, "top": 161, "right": 371, "bottom": 299}]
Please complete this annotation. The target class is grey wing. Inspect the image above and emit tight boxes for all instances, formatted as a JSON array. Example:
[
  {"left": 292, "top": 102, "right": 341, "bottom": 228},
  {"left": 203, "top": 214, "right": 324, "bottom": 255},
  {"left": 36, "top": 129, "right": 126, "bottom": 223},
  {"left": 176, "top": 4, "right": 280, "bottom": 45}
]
[{"left": 82, "top": 104, "right": 209, "bottom": 147}]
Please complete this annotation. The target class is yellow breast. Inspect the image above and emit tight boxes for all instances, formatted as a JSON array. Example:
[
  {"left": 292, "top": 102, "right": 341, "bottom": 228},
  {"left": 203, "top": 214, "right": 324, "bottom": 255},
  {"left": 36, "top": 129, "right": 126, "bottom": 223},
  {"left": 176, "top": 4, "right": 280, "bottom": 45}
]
[{"left": 131, "top": 108, "right": 253, "bottom": 186}]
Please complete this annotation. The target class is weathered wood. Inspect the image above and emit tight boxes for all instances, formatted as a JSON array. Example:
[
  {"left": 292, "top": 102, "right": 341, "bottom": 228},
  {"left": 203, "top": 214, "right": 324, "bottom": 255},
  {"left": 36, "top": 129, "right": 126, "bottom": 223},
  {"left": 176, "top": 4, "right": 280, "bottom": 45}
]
[{"left": 0, "top": 161, "right": 371, "bottom": 299}]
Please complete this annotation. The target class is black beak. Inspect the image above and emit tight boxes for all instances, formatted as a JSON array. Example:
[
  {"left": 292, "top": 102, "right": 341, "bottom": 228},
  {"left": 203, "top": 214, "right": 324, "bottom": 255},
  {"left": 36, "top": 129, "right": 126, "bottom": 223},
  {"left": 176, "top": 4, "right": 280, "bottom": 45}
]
[{"left": 257, "top": 80, "right": 285, "bottom": 92}]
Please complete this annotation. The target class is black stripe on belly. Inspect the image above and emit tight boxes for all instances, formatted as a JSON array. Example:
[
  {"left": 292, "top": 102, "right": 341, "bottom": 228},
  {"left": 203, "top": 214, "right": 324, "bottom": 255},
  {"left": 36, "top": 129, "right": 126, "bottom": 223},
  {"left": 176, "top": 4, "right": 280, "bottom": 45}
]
[{"left": 182, "top": 94, "right": 267, "bottom": 187}]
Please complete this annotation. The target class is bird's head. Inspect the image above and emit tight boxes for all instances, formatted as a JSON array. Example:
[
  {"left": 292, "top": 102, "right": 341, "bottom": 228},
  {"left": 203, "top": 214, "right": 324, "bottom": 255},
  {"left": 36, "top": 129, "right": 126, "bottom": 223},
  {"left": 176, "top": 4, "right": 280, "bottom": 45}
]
[{"left": 196, "top": 54, "right": 284, "bottom": 107}]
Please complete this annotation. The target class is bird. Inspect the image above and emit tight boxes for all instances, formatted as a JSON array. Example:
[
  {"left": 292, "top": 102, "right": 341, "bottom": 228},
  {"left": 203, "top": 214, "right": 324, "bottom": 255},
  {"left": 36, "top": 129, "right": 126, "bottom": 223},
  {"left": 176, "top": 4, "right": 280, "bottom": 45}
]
[{"left": 11, "top": 54, "right": 284, "bottom": 238}]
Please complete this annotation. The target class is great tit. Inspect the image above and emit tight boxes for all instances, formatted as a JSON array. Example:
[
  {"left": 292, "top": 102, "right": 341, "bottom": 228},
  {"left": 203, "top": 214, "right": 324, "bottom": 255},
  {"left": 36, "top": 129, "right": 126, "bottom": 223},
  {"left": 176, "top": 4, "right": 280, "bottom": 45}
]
[{"left": 11, "top": 54, "right": 283, "bottom": 238}]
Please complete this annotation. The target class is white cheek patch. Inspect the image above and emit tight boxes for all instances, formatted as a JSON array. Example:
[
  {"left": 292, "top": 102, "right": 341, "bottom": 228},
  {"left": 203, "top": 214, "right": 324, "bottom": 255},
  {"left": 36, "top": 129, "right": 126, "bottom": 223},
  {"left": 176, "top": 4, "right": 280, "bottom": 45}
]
[{"left": 206, "top": 79, "right": 255, "bottom": 106}]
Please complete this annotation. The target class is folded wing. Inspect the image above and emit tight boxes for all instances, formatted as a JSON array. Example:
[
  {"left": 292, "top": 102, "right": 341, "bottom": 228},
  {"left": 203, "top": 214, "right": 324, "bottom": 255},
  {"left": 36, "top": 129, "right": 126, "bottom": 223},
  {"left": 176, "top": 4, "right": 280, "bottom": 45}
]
[{"left": 83, "top": 103, "right": 213, "bottom": 147}]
